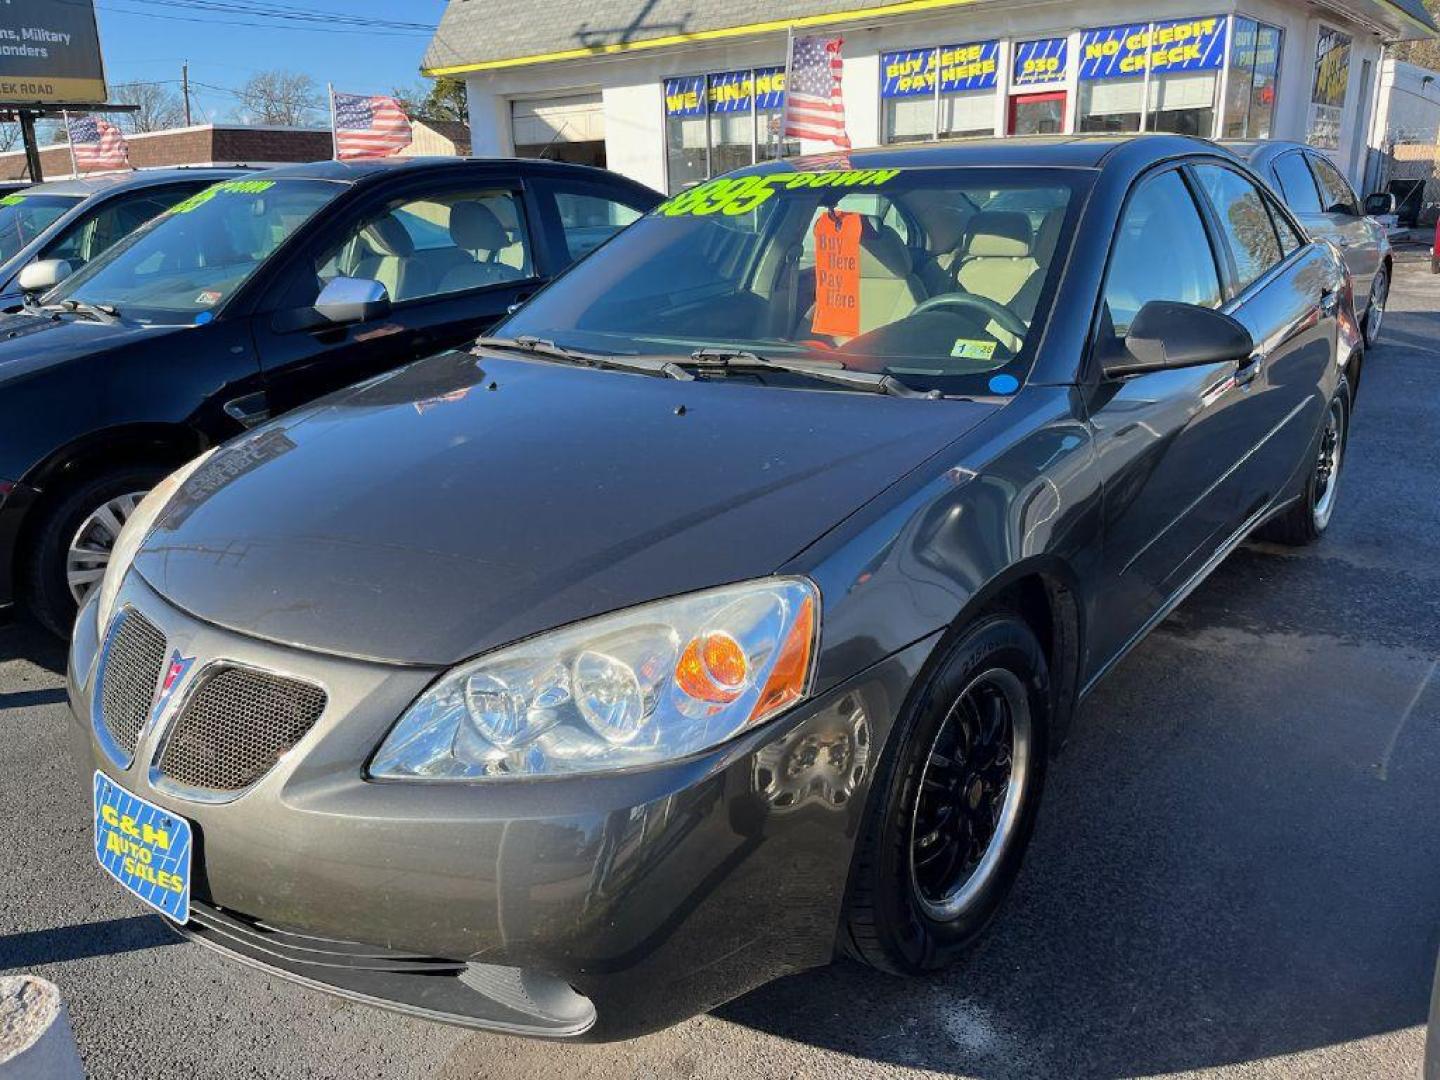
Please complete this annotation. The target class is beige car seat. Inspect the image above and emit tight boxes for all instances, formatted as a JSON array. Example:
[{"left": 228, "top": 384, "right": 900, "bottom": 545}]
[{"left": 437, "top": 202, "right": 524, "bottom": 294}]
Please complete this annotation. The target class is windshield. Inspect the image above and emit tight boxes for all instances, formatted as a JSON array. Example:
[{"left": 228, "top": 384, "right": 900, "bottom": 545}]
[
  {"left": 499, "top": 166, "right": 1090, "bottom": 395},
  {"left": 51, "top": 178, "right": 341, "bottom": 325},
  {"left": 0, "top": 193, "right": 81, "bottom": 264}
]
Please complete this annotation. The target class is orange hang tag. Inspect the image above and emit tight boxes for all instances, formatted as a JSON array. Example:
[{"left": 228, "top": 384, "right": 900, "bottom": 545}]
[{"left": 811, "top": 210, "right": 862, "bottom": 339}]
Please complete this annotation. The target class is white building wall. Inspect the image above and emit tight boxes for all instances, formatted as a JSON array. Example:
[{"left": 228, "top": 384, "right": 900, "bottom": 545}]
[
  {"left": 463, "top": 0, "right": 1398, "bottom": 191},
  {"left": 1373, "top": 57, "right": 1440, "bottom": 146}
]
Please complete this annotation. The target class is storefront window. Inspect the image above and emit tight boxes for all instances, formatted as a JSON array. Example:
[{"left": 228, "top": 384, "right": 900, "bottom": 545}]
[
  {"left": 1077, "top": 18, "right": 1225, "bottom": 135},
  {"left": 1078, "top": 24, "right": 1147, "bottom": 132},
  {"left": 880, "top": 41, "right": 998, "bottom": 143},
  {"left": 663, "top": 67, "right": 793, "bottom": 194},
  {"left": 1307, "top": 25, "right": 1350, "bottom": 151},
  {"left": 1223, "top": 18, "right": 1283, "bottom": 138}
]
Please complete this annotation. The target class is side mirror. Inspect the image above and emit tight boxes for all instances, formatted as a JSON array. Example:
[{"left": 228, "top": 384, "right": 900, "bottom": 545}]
[
  {"left": 1364, "top": 192, "right": 1397, "bottom": 216},
  {"left": 18, "top": 258, "right": 73, "bottom": 294},
  {"left": 314, "top": 276, "right": 390, "bottom": 326},
  {"left": 1104, "top": 300, "right": 1254, "bottom": 379}
]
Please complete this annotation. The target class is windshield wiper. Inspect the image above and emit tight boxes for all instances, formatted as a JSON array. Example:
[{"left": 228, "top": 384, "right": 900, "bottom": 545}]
[
  {"left": 41, "top": 298, "right": 119, "bottom": 324},
  {"left": 687, "top": 348, "right": 940, "bottom": 399},
  {"left": 476, "top": 335, "right": 693, "bottom": 381}
]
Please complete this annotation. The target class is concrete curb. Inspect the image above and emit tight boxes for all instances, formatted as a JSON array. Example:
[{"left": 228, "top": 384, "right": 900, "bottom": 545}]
[{"left": 0, "top": 976, "right": 84, "bottom": 1079}]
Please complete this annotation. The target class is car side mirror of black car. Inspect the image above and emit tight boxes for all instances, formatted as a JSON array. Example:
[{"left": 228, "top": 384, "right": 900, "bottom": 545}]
[
  {"left": 18, "top": 258, "right": 73, "bottom": 295},
  {"left": 1104, "top": 300, "right": 1254, "bottom": 379},
  {"left": 315, "top": 276, "right": 391, "bottom": 326},
  {"left": 1364, "top": 192, "right": 1397, "bottom": 216}
]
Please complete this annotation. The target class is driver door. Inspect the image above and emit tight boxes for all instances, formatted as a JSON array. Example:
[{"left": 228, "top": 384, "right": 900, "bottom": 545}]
[
  {"left": 1083, "top": 166, "right": 1256, "bottom": 673},
  {"left": 252, "top": 175, "right": 542, "bottom": 420}
]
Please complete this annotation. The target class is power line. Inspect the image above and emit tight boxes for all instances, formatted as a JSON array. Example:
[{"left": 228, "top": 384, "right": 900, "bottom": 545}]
[{"left": 56, "top": 0, "right": 438, "bottom": 36}]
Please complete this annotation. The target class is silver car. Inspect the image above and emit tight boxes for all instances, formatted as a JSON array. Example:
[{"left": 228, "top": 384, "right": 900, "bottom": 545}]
[{"left": 1225, "top": 140, "right": 1391, "bottom": 347}]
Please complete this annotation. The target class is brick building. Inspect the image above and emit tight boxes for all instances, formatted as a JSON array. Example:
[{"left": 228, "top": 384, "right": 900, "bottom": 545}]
[{"left": 0, "top": 124, "right": 335, "bottom": 181}]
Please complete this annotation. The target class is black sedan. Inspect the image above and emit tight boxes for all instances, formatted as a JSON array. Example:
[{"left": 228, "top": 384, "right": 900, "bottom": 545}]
[
  {"left": 68, "top": 135, "right": 1357, "bottom": 1040},
  {"left": 0, "top": 157, "right": 659, "bottom": 634}
]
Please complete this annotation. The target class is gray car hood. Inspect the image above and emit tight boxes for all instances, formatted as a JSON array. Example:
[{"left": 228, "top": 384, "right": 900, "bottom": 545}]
[{"left": 135, "top": 349, "right": 999, "bottom": 666}]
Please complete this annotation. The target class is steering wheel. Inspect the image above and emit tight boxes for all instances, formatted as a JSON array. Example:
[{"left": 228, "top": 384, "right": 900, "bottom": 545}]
[{"left": 910, "top": 292, "right": 1029, "bottom": 341}]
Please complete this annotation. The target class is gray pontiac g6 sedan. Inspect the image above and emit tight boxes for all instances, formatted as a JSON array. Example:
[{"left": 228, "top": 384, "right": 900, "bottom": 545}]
[{"left": 68, "top": 135, "right": 1360, "bottom": 1040}]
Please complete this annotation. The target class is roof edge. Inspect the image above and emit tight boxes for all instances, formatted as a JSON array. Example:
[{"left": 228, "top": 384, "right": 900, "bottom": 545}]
[{"left": 422, "top": 0, "right": 979, "bottom": 76}]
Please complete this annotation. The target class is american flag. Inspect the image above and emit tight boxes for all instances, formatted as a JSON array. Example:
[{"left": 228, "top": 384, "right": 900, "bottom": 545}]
[
  {"left": 332, "top": 92, "right": 413, "bottom": 160},
  {"left": 782, "top": 35, "right": 850, "bottom": 148},
  {"left": 64, "top": 114, "right": 130, "bottom": 172}
]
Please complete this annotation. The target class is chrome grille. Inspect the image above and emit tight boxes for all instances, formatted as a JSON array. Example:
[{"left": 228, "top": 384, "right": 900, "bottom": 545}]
[
  {"left": 99, "top": 610, "right": 167, "bottom": 757},
  {"left": 157, "top": 667, "right": 326, "bottom": 793}
]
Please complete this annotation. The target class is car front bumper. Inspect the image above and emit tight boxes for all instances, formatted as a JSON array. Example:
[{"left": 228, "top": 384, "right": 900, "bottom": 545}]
[{"left": 67, "top": 571, "right": 936, "bottom": 1040}]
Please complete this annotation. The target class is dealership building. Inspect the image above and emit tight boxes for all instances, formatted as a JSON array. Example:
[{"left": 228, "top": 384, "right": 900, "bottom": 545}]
[{"left": 425, "top": 0, "right": 1435, "bottom": 193}]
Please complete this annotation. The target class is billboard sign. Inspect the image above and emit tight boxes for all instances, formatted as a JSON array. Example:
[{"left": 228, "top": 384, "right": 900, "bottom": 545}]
[{"left": 0, "top": 0, "right": 107, "bottom": 105}]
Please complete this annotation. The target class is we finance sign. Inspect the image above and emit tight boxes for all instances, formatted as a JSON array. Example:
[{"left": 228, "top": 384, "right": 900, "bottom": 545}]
[
  {"left": 1079, "top": 17, "right": 1227, "bottom": 80},
  {"left": 0, "top": 0, "right": 107, "bottom": 104}
]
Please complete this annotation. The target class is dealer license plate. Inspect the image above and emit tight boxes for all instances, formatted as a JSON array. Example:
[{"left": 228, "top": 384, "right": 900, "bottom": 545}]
[{"left": 93, "top": 771, "right": 192, "bottom": 923}]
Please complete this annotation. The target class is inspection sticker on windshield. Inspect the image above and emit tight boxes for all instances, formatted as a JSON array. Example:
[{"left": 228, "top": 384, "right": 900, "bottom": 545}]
[
  {"left": 93, "top": 772, "right": 192, "bottom": 923},
  {"left": 194, "top": 290, "right": 222, "bottom": 306},
  {"left": 950, "top": 338, "right": 996, "bottom": 360}
]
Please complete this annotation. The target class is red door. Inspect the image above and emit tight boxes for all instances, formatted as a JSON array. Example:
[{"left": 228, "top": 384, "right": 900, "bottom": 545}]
[{"left": 1008, "top": 91, "right": 1067, "bottom": 135}]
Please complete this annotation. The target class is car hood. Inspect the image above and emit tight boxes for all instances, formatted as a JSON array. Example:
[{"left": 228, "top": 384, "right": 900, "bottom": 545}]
[
  {"left": 0, "top": 309, "right": 183, "bottom": 382},
  {"left": 135, "top": 349, "right": 1000, "bottom": 666}
]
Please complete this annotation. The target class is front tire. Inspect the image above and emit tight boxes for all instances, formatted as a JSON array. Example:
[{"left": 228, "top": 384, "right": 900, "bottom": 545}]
[
  {"left": 842, "top": 613, "right": 1049, "bottom": 975},
  {"left": 26, "top": 466, "right": 165, "bottom": 638},
  {"left": 1256, "top": 381, "right": 1349, "bottom": 547},
  {"left": 1363, "top": 267, "right": 1388, "bottom": 347}
]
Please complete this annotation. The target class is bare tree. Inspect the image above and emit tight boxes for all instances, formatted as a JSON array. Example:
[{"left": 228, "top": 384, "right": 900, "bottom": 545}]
[
  {"left": 236, "top": 69, "right": 322, "bottom": 127},
  {"left": 0, "top": 123, "right": 20, "bottom": 152},
  {"left": 392, "top": 77, "right": 468, "bottom": 123},
  {"left": 111, "top": 81, "right": 185, "bottom": 133}
]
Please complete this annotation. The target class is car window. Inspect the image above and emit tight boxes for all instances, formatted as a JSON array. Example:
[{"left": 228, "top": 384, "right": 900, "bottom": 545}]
[
  {"left": 552, "top": 192, "right": 643, "bottom": 262},
  {"left": 1103, "top": 169, "right": 1221, "bottom": 336},
  {"left": 305, "top": 188, "right": 534, "bottom": 306},
  {"left": 0, "top": 193, "right": 81, "bottom": 264},
  {"left": 1191, "top": 164, "right": 1283, "bottom": 292},
  {"left": 1267, "top": 194, "right": 1305, "bottom": 256},
  {"left": 1271, "top": 153, "right": 1323, "bottom": 216},
  {"left": 499, "top": 166, "right": 1090, "bottom": 397},
  {"left": 41, "top": 186, "right": 197, "bottom": 269},
  {"left": 54, "top": 178, "right": 341, "bottom": 325},
  {"left": 1308, "top": 154, "right": 1359, "bottom": 216}
]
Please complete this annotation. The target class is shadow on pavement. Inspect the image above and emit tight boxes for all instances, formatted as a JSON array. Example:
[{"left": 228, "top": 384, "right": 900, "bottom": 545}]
[
  {"left": 0, "top": 616, "right": 67, "bottom": 675},
  {"left": 0, "top": 915, "right": 180, "bottom": 972}
]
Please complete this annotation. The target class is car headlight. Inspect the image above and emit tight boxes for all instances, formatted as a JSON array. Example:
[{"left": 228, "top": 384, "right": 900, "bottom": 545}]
[
  {"left": 94, "top": 449, "right": 216, "bottom": 633},
  {"left": 370, "top": 577, "right": 820, "bottom": 780}
]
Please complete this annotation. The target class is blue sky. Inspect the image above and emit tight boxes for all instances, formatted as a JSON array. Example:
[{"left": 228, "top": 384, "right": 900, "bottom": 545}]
[{"left": 94, "top": 0, "right": 449, "bottom": 125}]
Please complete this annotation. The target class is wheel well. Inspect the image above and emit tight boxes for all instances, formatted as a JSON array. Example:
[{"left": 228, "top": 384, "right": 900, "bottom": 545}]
[
  {"left": 973, "top": 570, "right": 1083, "bottom": 753},
  {"left": 12, "top": 427, "right": 203, "bottom": 603}
]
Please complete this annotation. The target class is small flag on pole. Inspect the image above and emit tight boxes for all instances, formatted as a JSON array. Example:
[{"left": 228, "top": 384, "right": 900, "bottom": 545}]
[
  {"left": 332, "top": 91, "right": 413, "bottom": 160},
  {"left": 64, "top": 115, "right": 131, "bottom": 172},
  {"left": 782, "top": 34, "right": 851, "bottom": 149}
]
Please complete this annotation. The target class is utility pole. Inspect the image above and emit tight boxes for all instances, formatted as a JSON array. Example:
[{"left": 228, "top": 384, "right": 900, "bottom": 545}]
[
  {"left": 181, "top": 62, "right": 192, "bottom": 126},
  {"left": 18, "top": 110, "right": 42, "bottom": 182}
]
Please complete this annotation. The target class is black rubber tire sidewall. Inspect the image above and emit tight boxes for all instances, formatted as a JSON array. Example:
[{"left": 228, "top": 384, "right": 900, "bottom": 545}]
[
  {"left": 26, "top": 466, "right": 167, "bottom": 638},
  {"left": 843, "top": 613, "right": 1050, "bottom": 975},
  {"left": 1255, "top": 379, "right": 1350, "bottom": 547}
]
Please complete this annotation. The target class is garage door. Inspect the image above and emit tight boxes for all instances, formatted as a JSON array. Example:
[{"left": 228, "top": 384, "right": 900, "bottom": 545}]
[{"left": 512, "top": 94, "right": 605, "bottom": 167}]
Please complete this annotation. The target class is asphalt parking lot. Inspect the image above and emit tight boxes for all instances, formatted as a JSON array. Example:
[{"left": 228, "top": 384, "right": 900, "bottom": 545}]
[{"left": 3, "top": 252, "right": 1438, "bottom": 1080}]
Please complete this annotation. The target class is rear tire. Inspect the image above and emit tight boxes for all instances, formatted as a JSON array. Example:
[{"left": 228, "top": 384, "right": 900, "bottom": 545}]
[
  {"left": 26, "top": 466, "right": 165, "bottom": 638},
  {"left": 842, "top": 613, "right": 1049, "bottom": 975},
  {"left": 1256, "top": 381, "right": 1349, "bottom": 547}
]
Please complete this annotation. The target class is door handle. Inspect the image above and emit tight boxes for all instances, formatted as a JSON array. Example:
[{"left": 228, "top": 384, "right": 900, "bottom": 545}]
[{"left": 1235, "top": 353, "right": 1264, "bottom": 387}]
